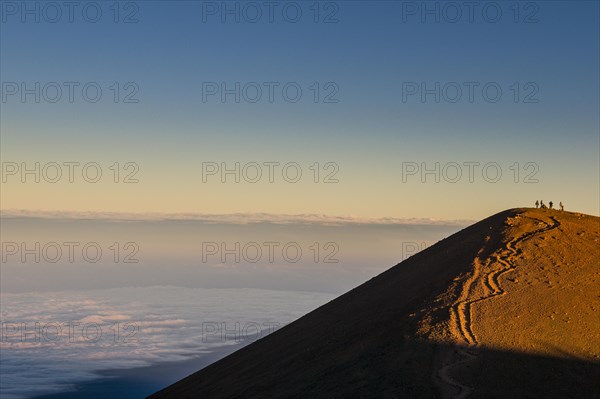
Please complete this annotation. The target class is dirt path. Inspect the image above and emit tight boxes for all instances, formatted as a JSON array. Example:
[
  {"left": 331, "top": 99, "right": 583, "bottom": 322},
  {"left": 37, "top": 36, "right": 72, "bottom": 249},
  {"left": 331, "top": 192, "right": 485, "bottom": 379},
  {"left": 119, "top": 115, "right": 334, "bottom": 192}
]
[{"left": 437, "top": 215, "right": 561, "bottom": 398}]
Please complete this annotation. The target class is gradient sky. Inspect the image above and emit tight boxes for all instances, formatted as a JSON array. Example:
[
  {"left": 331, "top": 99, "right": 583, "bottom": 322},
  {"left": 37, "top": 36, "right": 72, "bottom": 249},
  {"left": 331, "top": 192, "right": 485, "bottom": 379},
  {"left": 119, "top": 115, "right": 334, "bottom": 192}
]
[{"left": 1, "top": 0, "right": 599, "bottom": 220}]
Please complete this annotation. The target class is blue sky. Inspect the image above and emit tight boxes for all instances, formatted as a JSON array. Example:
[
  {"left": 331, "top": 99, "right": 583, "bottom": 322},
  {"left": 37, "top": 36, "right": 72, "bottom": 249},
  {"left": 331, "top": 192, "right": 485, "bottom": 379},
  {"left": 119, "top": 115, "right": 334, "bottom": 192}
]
[{"left": 1, "top": 1, "right": 599, "bottom": 219}]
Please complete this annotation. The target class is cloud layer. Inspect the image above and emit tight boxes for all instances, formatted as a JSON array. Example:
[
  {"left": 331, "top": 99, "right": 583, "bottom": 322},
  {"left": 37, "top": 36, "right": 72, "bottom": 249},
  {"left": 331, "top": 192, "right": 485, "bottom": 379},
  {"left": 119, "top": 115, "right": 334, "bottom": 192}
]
[
  {"left": 0, "top": 286, "right": 335, "bottom": 398},
  {"left": 0, "top": 209, "right": 472, "bottom": 226}
]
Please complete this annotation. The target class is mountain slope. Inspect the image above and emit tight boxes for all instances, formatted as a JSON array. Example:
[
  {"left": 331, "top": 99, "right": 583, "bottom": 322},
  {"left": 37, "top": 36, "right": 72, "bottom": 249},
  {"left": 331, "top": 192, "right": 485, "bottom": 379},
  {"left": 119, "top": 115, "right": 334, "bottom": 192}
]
[{"left": 148, "top": 208, "right": 600, "bottom": 399}]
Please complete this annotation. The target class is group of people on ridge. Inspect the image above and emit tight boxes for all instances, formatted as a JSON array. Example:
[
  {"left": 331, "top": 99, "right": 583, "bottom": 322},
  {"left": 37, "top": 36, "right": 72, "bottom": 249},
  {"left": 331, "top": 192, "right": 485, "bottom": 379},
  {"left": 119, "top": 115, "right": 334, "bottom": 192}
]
[{"left": 535, "top": 200, "right": 564, "bottom": 211}]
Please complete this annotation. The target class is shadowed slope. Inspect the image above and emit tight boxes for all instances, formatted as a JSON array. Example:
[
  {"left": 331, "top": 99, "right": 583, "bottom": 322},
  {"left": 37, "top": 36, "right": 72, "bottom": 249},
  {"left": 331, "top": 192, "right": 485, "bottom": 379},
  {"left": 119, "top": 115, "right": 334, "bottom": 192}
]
[{"left": 148, "top": 208, "right": 600, "bottom": 399}]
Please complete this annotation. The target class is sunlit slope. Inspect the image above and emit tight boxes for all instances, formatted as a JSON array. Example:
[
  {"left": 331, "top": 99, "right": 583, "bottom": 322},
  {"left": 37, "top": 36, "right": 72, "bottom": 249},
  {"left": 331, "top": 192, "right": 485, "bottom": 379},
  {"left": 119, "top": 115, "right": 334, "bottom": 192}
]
[{"left": 148, "top": 208, "right": 600, "bottom": 399}]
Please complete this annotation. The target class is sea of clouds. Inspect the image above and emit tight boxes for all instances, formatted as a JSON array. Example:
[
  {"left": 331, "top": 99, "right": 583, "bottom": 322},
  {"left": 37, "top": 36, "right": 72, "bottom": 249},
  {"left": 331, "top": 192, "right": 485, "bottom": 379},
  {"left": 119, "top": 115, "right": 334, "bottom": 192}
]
[{"left": 0, "top": 286, "right": 335, "bottom": 398}]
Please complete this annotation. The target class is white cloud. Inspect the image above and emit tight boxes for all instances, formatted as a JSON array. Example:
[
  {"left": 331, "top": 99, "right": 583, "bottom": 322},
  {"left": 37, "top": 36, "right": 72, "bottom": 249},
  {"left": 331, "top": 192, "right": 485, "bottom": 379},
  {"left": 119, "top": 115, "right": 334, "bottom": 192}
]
[
  {"left": 0, "top": 286, "right": 335, "bottom": 398},
  {"left": 0, "top": 209, "right": 471, "bottom": 226}
]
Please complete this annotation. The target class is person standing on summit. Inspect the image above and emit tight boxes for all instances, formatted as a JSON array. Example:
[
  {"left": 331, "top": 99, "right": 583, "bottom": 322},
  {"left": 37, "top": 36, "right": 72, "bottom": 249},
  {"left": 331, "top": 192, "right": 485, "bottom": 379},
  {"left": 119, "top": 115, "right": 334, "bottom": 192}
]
[
  {"left": 535, "top": 200, "right": 539, "bottom": 208},
  {"left": 549, "top": 201, "right": 554, "bottom": 209},
  {"left": 560, "top": 202, "right": 564, "bottom": 211}
]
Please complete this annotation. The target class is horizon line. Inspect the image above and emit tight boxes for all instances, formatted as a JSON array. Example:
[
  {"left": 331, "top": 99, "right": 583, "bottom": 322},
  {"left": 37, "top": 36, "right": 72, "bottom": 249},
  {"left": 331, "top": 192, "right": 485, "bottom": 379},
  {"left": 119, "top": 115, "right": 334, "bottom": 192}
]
[{"left": 0, "top": 209, "right": 473, "bottom": 226}]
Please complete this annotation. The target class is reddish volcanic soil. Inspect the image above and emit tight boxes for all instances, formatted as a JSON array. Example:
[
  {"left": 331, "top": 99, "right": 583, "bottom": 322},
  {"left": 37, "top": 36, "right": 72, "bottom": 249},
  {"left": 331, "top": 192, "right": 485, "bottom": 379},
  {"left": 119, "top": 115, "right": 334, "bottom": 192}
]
[{"left": 148, "top": 208, "right": 600, "bottom": 399}]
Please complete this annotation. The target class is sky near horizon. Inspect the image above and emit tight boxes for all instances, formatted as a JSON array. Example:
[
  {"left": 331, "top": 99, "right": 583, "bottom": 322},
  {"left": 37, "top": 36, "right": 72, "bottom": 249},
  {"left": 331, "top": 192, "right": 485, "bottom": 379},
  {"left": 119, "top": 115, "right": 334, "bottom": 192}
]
[{"left": 1, "top": 1, "right": 599, "bottom": 220}]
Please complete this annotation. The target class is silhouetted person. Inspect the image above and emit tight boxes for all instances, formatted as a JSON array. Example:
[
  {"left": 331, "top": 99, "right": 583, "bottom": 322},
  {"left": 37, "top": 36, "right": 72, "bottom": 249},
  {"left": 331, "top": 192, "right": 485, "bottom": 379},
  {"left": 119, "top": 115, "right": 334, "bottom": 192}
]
[
  {"left": 560, "top": 201, "right": 564, "bottom": 211},
  {"left": 535, "top": 200, "right": 539, "bottom": 208},
  {"left": 549, "top": 201, "right": 553, "bottom": 209},
  {"left": 540, "top": 200, "right": 547, "bottom": 209}
]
